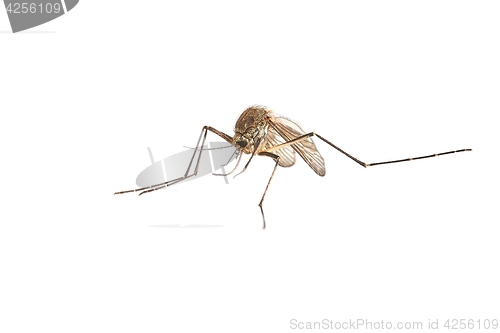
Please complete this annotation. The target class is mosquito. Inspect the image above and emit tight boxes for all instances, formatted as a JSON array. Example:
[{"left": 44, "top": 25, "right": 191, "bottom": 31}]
[{"left": 115, "top": 105, "right": 472, "bottom": 229}]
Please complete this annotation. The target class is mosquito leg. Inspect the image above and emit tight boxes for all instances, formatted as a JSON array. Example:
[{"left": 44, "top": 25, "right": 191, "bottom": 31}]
[
  {"left": 114, "top": 126, "right": 233, "bottom": 195},
  {"left": 363, "top": 148, "right": 472, "bottom": 166},
  {"left": 257, "top": 152, "right": 281, "bottom": 229},
  {"left": 316, "top": 133, "right": 472, "bottom": 167},
  {"left": 114, "top": 127, "right": 209, "bottom": 195},
  {"left": 263, "top": 131, "right": 472, "bottom": 168}
]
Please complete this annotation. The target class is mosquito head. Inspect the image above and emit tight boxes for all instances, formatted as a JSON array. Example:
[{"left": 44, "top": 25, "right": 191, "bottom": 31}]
[
  {"left": 232, "top": 134, "right": 254, "bottom": 154},
  {"left": 233, "top": 106, "right": 270, "bottom": 154}
]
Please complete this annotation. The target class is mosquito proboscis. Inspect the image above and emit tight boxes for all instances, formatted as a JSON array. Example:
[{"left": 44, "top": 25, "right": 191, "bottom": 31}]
[{"left": 115, "top": 105, "right": 472, "bottom": 229}]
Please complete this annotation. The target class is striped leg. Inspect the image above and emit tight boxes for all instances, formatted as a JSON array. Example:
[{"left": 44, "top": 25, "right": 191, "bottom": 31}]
[{"left": 264, "top": 132, "right": 472, "bottom": 168}]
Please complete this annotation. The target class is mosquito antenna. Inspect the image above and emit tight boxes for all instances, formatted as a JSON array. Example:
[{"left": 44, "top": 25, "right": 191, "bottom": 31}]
[
  {"left": 226, "top": 147, "right": 240, "bottom": 166},
  {"left": 213, "top": 149, "right": 244, "bottom": 177},
  {"left": 233, "top": 138, "right": 263, "bottom": 179}
]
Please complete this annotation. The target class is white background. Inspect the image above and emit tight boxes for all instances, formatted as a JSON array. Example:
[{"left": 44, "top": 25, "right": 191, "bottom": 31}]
[{"left": 1, "top": 1, "right": 498, "bottom": 332}]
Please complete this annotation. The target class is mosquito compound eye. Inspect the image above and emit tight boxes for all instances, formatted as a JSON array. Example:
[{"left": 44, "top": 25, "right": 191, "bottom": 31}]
[{"left": 237, "top": 140, "right": 247, "bottom": 148}]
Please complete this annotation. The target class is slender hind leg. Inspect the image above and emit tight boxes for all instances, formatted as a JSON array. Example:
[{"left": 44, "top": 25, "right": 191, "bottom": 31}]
[{"left": 263, "top": 130, "right": 472, "bottom": 168}]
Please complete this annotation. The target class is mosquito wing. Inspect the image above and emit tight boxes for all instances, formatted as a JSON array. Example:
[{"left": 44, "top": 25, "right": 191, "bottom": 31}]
[
  {"left": 266, "top": 114, "right": 326, "bottom": 176},
  {"left": 262, "top": 123, "right": 296, "bottom": 167}
]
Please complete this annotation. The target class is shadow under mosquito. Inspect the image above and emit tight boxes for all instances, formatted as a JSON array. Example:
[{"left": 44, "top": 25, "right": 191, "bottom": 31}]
[{"left": 149, "top": 224, "right": 225, "bottom": 228}]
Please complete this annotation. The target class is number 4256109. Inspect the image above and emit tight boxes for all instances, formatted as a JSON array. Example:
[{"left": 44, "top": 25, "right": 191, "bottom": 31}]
[
  {"left": 6, "top": 2, "right": 62, "bottom": 14},
  {"left": 444, "top": 319, "right": 498, "bottom": 330}
]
